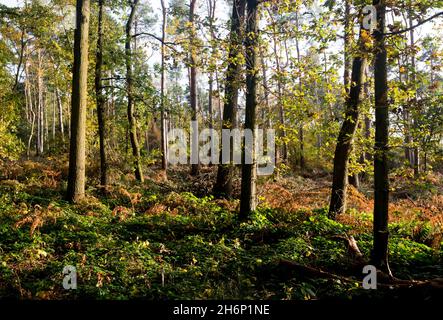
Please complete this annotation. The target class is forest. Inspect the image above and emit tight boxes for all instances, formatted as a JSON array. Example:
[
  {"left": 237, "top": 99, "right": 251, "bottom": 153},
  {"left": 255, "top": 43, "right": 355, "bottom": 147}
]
[{"left": 0, "top": 0, "right": 442, "bottom": 302}]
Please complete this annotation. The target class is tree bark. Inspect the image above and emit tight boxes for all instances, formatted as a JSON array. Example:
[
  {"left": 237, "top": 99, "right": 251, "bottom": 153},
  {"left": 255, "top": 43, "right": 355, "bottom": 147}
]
[
  {"left": 213, "top": 0, "right": 246, "bottom": 198},
  {"left": 207, "top": 0, "right": 216, "bottom": 133},
  {"left": 67, "top": 0, "right": 90, "bottom": 203},
  {"left": 329, "top": 27, "right": 367, "bottom": 219},
  {"left": 25, "top": 59, "right": 35, "bottom": 158},
  {"left": 52, "top": 91, "right": 56, "bottom": 140},
  {"left": 160, "top": 0, "right": 168, "bottom": 173},
  {"left": 294, "top": 11, "right": 305, "bottom": 171},
  {"left": 95, "top": 0, "right": 109, "bottom": 186},
  {"left": 259, "top": 45, "right": 271, "bottom": 128},
  {"left": 239, "top": 0, "right": 258, "bottom": 218},
  {"left": 267, "top": 7, "right": 287, "bottom": 164},
  {"left": 371, "top": 0, "right": 392, "bottom": 276},
  {"left": 409, "top": 12, "right": 419, "bottom": 178},
  {"left": 55, "top": 88, "right": 64, "bottom": 139},
  {"left": 125, "top": 0, "right": 144, "bottom": 182},
  {"left": 343, "top": 0, "right": 352, "bottom": 95},
  {"left": 36, "top": 50, "right": 44, "bottom": 156},
  {"left": 189, "top": 0, "right": 200, "bottom": 176}
]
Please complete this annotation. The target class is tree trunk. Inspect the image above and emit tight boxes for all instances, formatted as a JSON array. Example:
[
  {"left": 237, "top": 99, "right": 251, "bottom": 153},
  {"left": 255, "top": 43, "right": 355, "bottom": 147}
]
[
  {"left": 125, "top": 0, "right": 144, "bottom": 182},
  {"left": 213, "top": 0, "right": 246, "bottom": 198},
  {"left": 239, "top": 0, "right": 258, "bottom": 218},
  {"left": 396, "top": 12, "right": 413, "bottom": 168},
  {"left": 343, "top": 0, "right": 352, "bottom": 95},
  {"left": 52, "top": 91, "right": 56, "bottom": 140},
  {"left": 158, "top": 0, "right": 168, "bottom": 173},
  {"left": 349, "top": 172, "right": 360, "bottom": 188},
  {"left": 25, "top": 61, "right": 35, "bottom": 158},
  {"left": 207, "top": 0, "right": 216, "bottom": 141},
  {"left": 13, "top": 29, "right": 26, "bottom": 91},
  {"left": 267, "top": 7, "right": 287, "bottom": 164},
  {"left": 37, "top": 50, "right": 44, "bottom": 156},
  {"left": 160, "top": 0, "right": 168, "bottom": 173},
  {"left": 95, "top": 0, "right": 109, "bottom": 186},
  {"left": 371, "top": 0, "right": 392, "bottom": 276},
  {"left": 189, "top": 0, "right": 200, "bottom": 176},
  {"left": 344, "top": 0, "right": 359, "bottom": 188},
  {"left": 55, "top": 88, "right": 64, "bottom": 139},
  {"left": 329, "top": 27, "right": 367, "bottom": 219},
  {"left": 259, "top": 45, "right": 271, "bottom": 128},
  {"left": 294, "top": 11, "right": 305, "bottom": 171},
  {"left": 409, "top": 13, "right": 419, "bottom": 178},
  {"left": 67, "top": 0, "right": 90, "bottom": 203}
]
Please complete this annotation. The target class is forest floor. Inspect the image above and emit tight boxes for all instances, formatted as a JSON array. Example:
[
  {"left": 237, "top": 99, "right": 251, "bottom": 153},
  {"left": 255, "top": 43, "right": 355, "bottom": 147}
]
[{"left": 0, "top": 156, "right": 442, "bottom": 300}]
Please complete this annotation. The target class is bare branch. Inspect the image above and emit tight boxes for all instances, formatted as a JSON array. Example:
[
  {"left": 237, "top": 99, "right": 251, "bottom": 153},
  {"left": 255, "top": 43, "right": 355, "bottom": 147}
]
[{"left": 385, "top": 12, "right": 443, "bottom": 36}]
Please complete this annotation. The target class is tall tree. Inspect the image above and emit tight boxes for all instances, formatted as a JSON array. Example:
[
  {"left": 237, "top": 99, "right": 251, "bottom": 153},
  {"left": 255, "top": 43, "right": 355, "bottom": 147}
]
[
  {"left": 95, "top": 0, "right": 109, "bottom": 186},
  {"left": 125, "top": 0, "right": 144, "bottom": 182},
  {"left": 371, "top": 0, "right": 392, "bottom": 276},
  {"left": 408, "top": 10, "right": 420, "bottom": 178},
  {"left": 189, "top": 0, "right": 200, "bottom": 176},
  {"left": 160, "top": 0, "right": 168, "bottom": 173},
  {"left": 267, "top": 7, "right": 288, "bottom": 164},
  {"left": 207, "top": 0, "right": 217, "bottom": 135},
  {"left": 343, "top": 0, "right": 352, "bottom": 94},
  {"left": 294, "top": 10, "right": 305, "bottom": 171},
  {"left": 239, "top": 0, "right": 258, "bottom": 218},
  {"left": 67, "top": 0, "right": 90, "bottom": 202},
  {"left": 213, "top": 0, "right": 246, "bottom": 198},
  {"left": 329, "top": 23, "right": 368, "bottom": 218},
  {"left": 36, "top": 49, "right": 44, "bottom": 156}
]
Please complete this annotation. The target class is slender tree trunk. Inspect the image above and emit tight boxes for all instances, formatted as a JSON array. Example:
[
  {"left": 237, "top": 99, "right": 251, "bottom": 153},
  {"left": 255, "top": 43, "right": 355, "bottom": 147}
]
[
  {"left": 396, "top": 13, "right": 413, "bottom": 167},
  {"left": 215, "top": 69, "right": 223, "bottom": 126},
  {"left": 409, "top": 13, "right": 419, "bottom": 178},
  {"left": 267, "top": 8, "right": 287, "bottom": 163},
  {"left": 52, "top": 91, "right": 56, "bottom": 140},
  {"left": 160, "top": 0, "right": 168, "bottom": 172},
  {"left": 44, "top": 89, "right": 49, "bottom": 151},
  {"left": 36, "top": 50, "right": 44, "bottom": 156},
  {"left": 95, "top": 0, "right": 109, "bottom": 186},
  {"left": 13, "top": 29, "right": 26, "bottom": 91},
  {"left": 67, "top": 0, "right": 90, "bottom": 203},
  {"left": 25, "top": 61, "right": 35, "bottom": 158},
  {"left": 55, "top": 88, "right": 64, "bottom": 139},
  {"left": 207, "top": 0, "right": 216, "bottom": 137},
  {"left": 343, "top": 0, "right": 352, "bottom": 95},
  {"left": 371, "top": 0, "right": 392, "bottom": 276},
  {"left": 401, "top": 47, "right": 413, "bottom": 165},
  {"left": 294, "top": 11, "right": 305, "bottom": 170},
  {"left": 189, "top": 0, "right": 200, "bottom": 176},
  {"left": 344, "top": 0, "right": 360, "bottom": 188},
  {"left": 260, "top": 45, "right": 271, "bottom": 128},
  {"left": 239, "top": 0, "right": 258, "bottom": 218},
  {"left": 67, "top": 93, "right": 71, "bottom": 139},
  {"left": 348, "top": 169, "right": 360, "bottom": 189},
  {"left": 125, "top": 0, "right": 144, "bottom": 182},
  {"left": 363, "top": 65, "right": 372, "bottom": 168},
  {"left": 213, "top": 0, "right": 246, "bottom": 198},
  {"left": 329, "top": 27, "right": 367, "bottom": 219}
]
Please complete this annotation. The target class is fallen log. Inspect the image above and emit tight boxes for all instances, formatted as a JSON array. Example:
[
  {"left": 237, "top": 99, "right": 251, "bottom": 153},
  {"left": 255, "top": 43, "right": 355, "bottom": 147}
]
[{"left": 277, "top": 259, "right": 443, "bottom": 291}]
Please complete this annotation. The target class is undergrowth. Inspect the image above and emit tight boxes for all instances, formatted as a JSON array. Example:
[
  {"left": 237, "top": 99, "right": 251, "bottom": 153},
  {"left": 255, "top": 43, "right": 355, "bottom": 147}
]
[{"left": 0, "top": 178, "right": 441, "bottom": 300}]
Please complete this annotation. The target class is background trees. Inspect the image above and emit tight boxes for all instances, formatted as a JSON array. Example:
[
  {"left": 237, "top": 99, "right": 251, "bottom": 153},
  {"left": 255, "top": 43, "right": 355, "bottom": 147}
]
[{"left": 2, "top": 0, "right": 440, "bottom": 183}]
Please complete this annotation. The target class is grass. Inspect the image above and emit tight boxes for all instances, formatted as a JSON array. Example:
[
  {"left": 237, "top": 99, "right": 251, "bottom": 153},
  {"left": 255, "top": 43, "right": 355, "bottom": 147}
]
[{"left": 0, "top": 160, "right": 442, "bottom": 300}]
